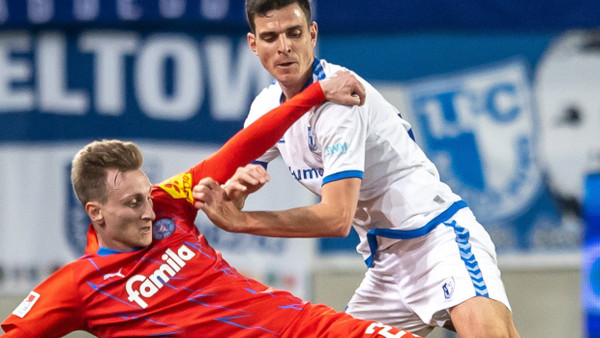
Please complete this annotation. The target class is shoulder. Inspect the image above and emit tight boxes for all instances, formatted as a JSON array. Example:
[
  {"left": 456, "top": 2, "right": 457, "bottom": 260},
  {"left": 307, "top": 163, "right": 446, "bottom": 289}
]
[
  {"left": 311, "top": 101, "right": 364, "bottom": 132},
  {"left": 250, "top": 85, "right": 280, "bottom": 110},
  {"left": 320, "top": 59, "right": 393, "bottom": 110},
  {"left": 319, "top": 59, "right": 346, "bottom": 76},
  {"left": 319, "top": 59, "right": 378, "bottom": 101},
  {"left": 52, "top": 257, "right": 95, "bottom": 283},
  {"left": 246, "top": 82, "right": 283, "bottom": 126},
  {"left": 318, "top": 59, "right": 362, "bottom": 83}
]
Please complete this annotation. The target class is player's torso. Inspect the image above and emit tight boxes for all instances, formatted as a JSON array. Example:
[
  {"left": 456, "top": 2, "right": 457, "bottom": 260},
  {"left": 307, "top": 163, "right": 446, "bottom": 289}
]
[
  {"left": 75, "top": 218, "right": 303, "bottom": 337},
  {"left": 251, "top": 60, "right": 461, "bottom": 233},
  {"left": 277, "top": 113, "right": 326, "bottom": 196}
]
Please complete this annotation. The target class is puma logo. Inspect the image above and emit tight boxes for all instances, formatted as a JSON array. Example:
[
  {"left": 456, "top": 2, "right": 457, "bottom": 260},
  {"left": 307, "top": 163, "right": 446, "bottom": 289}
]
[{"left": 103, "top": 268, "right": 125, "bottom": 280}]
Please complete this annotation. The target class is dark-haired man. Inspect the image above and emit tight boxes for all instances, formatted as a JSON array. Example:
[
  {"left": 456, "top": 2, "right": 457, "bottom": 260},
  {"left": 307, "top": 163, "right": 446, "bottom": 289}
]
[{"left": 194, "top": 1, "right": 519, "bottom": 337}]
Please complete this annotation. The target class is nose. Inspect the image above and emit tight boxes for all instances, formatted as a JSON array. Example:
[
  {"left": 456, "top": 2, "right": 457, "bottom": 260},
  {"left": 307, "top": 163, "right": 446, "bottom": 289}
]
[
  {"left": 142, "top": 199, "right": 156, "bottom": 221},
  {"left": 277, "top": 34, "right": 291, "bottom": 54}
]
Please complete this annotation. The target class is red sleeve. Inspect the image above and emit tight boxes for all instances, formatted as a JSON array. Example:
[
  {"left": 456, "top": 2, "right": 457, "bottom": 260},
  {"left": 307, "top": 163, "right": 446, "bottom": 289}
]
[
  {"left": 153, "top": 81, "right": 324, "bottom": 218},
  {"left": 82, "top": 82, "right": 325, "bottom": 246},
  {"left": 1, "top": 265, "right": 83, "bottom": 337},
  {"left": 190, "top": 81, "right": 325, "bottom": 185},
  {"left": 74, "top": 82, "right": 325, "bottom": 247}
]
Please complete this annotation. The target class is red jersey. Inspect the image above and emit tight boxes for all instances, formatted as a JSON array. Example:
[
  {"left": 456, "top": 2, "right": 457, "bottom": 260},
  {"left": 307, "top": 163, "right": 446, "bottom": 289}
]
[
  {"left": 1, "top": 83, "right": 325, "bottom": 338},
  {"left": 2, "top": 82, "right": 418, "bottom": 338}
]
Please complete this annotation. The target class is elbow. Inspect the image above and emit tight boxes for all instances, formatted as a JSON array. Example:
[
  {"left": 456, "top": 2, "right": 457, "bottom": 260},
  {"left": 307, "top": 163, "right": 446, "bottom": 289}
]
[
  {"left": 317, "top": 199, "right": 356, "bottom": 237},
  {"left": 332, "top": 226, "right": 352, "bottom": 238},
  {"left": 329, "top": 214, "right": 354, "bottom": 238}
]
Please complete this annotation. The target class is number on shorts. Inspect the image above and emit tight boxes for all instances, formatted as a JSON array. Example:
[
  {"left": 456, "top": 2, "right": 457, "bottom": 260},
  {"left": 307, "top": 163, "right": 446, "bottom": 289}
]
[{"left": 365, "top": 322, "right": 409, "bottom": 338}]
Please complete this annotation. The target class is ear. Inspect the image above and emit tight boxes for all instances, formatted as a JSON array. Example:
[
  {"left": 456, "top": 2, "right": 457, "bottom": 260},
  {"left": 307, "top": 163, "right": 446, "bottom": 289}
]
[
  {"left": 85, "top": 201, "right": 104, "bottom": 226},
  {"left": 247, "top": 32, "right": 258, "bottom": 55},
  {"left": 310, "top": 21, "right": 318, "bottom": 47}
]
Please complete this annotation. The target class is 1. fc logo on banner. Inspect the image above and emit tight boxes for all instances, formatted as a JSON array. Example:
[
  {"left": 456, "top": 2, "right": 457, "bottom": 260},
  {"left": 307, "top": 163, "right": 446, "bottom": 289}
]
[{"left": 406, "top": 59, "right": 542, "bottom": 224}]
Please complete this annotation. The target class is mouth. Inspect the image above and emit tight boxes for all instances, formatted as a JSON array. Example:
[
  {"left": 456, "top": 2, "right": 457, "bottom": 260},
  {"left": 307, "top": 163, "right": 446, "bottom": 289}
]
[
  {"left": 141, "top": 225, "right": 151, "bottom": 233},
  {"left": 276, "top": 61, "right": 296, "bottom": 69}
]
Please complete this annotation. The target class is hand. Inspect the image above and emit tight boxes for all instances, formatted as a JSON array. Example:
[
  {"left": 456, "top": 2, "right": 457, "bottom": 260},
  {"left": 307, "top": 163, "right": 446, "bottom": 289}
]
[
  {"left": 193, "top": 177, "right": 246, "bottom": 233},
  {"left": 319, "top": 70, "right": 366, "bottom": 106},
  {"left": 223, "top": 164, "right": 270, "bottom": 202}
]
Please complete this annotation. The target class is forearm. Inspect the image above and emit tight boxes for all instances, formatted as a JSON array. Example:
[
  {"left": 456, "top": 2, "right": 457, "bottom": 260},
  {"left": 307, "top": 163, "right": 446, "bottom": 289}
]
[
  {"left": 234, "top": 202, "right": 353, "bottom": 238},
  {"left": 194, "top": 82, "right": 325, "bottom": 184},
  {"left": 231, "top": 195, "right": 246, "bottom": 210}
]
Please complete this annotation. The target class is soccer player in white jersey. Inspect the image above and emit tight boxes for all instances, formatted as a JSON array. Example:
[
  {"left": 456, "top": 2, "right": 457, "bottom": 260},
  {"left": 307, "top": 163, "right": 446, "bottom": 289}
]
[{"left": 194, "top": 0, "right": 520, "bottom": 337}]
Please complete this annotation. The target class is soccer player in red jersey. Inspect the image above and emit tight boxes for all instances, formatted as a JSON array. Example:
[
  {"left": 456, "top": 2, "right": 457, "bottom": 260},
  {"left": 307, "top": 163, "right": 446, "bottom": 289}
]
[{"left": 1, "top": 73, "right": 419, "bottom": 337}]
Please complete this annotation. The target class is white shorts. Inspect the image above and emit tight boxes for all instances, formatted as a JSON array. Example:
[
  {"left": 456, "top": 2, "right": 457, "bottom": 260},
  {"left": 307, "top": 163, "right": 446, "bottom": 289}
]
[{"left": 345, "top": 208, "right": 511, "bottom": 335}]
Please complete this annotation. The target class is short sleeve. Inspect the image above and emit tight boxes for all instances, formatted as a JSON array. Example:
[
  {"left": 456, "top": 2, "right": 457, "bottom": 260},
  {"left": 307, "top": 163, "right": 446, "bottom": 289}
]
[
  {"left": 312, "top": 102, "right": 366, "bottom": 185},
  {"left": 1, "top": 265, "right": 83, "bottom": 337}
]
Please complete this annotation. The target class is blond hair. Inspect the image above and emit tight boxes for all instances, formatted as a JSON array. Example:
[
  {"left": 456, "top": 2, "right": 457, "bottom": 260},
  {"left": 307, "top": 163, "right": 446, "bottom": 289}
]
[{"left": 71, "top": 139, "right": 143, "bottom": 205}]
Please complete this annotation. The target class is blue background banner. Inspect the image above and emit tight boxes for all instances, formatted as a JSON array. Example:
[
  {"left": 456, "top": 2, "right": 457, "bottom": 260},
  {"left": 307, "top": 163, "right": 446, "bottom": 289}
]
[
  {"left": 1, "top": 0, "right": 595, "bottom": 255},
  {"left": 0, "top": 2, "right": 595, "bottom": 335},
  {"left": 1, "top": 0, "right": 599, "bottom": 31},
  {"left": 0, "top": 30, "right": 271, "bottom": 143}
]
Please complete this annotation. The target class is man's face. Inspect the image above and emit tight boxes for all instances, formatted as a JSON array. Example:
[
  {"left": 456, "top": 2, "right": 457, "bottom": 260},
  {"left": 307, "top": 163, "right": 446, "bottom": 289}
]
[
  {"left": 247, "top": 3, "right": 317, "bottom": 95},
  {"left": 92, "top": 168, "right": 155, "bottom": 251}
]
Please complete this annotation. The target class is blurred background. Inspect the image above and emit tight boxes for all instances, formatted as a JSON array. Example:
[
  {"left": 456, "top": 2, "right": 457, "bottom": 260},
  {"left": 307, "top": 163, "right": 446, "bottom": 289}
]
[{"left": 0, "top": 0, "right": 599, "bottom": 337}]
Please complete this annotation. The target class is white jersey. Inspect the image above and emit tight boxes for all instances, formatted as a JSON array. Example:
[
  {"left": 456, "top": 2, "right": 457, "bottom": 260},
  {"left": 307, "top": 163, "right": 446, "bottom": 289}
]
[
  {"left": 246, "top": 59, "right": 511, "bottom": 332},
  {"left": 245, "top": 59, "right": 463, "bottom": 264}
]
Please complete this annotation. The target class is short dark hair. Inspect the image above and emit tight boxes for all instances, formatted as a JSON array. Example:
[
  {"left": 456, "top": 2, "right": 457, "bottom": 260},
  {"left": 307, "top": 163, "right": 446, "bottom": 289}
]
[{"left": 246, "top": 0, "right": 312, "bottom": 33}]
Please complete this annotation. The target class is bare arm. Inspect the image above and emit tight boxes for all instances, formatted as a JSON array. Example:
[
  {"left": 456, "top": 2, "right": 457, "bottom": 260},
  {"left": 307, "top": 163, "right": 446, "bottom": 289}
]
[{"left": 194, "top": 177, "right": 361, "bottom": 237}]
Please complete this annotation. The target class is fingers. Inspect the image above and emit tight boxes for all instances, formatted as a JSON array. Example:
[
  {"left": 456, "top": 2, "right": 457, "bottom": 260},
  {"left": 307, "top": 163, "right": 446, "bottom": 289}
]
[
  {"left": 232, "top": 164, "right": 270, "bottom": 186},
  {"left": 193, "top": 177, "right": 221, "bottom": 206},
  {"left": 225, "top": 181, "right": 248, "bottom": 193},
  {"left": 338, "top": 70, "right": 366, "bottom": 105},
  {"left": 352, "top": 79, "right": 366, "bottom": 106},
  {"left": 320, "top": 70, "right": 367, "bottom": 106},
  {"left": 198, "top": 177, "right": 219, "bottom": 189},
  {"left": 350, "top": 89, "right": 365, "bottom": 106}
]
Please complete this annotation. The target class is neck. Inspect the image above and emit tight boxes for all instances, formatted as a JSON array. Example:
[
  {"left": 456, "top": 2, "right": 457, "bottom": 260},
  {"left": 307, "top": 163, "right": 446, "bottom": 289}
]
[
  {"left": 280, "top": 66, "right": 314, "bottom": 102},
  {"left": 280, "top": 84, "right": 303, "bottom": 102}
]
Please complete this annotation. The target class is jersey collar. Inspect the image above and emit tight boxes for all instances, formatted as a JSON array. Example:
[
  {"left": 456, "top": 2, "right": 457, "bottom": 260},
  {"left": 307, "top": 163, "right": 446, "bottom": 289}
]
[
  {"left": 97, "top": 246, "right": 142, "bottom": 256},
  {"left": 279, "top": 57, "right": 325, "bottom": 104}
]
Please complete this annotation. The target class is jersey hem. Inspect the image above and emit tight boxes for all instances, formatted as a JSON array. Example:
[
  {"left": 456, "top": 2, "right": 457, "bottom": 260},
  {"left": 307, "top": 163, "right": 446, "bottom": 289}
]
[{"left": 364, "top": 200, "right": 468, "bottom": 267}]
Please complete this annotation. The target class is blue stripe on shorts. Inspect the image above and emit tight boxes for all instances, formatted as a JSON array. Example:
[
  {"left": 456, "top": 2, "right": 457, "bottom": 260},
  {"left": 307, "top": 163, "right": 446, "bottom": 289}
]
[{"left": 443, "top": 219, "right": 489, "bottom": 297}]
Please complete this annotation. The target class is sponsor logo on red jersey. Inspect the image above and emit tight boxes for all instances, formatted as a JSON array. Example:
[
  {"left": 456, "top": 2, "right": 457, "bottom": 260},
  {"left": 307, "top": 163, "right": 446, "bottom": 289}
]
[{"left": 126, "top": 244, "right": 196, "bottom": 308}]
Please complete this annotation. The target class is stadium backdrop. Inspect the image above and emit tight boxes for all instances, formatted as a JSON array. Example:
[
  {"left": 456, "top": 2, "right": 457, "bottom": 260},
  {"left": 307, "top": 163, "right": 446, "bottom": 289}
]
[{"left": 0, "top": 0, "right": 598, "bottom": 302}]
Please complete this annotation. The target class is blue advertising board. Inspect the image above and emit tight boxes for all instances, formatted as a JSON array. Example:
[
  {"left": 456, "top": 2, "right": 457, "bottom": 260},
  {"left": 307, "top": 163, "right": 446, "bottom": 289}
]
[
  {"left": 0, "top": 0, "right": 594, "bottom": 290},
  {"left": 1, "top": 0, "right": 599, "bottom": 31},
  {"left": 0, "top": 29, "right": 271, "bottom": 143}
]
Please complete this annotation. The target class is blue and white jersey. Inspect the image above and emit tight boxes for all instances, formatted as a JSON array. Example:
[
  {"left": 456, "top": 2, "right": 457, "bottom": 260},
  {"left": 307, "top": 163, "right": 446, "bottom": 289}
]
[{"left": 245, "top": 59, "right": 462, "bottom": 260}]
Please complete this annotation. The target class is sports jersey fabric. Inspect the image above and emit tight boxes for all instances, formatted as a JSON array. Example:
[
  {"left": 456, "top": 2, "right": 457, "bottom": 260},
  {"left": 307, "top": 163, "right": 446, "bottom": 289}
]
[
  {"left": 245, "top": 58, "right": 464, "bottom": 266},
  {"left": 244, "top": 59, "right": 511, "bottom": 333},
  {"left": 1, "top": 82, "right": 419, "bottom": 338},
  {"left": 1, "top": 83, "right": 306, "bottom": 336}
]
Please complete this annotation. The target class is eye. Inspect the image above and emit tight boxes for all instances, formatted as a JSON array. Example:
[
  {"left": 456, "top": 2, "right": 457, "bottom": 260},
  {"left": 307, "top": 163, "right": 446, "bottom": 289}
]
[
  {"left": 128, "top": 196, "right": 144, "bottom": 208},
  {"left": 261, "top": 33, "right": 277, "bottom": 42},
  {"left": 287, "top": 29, "right": 302, "bottom": 38},
  {"left": 558, "top": 105, "right": 582, "bottom": 126}
]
